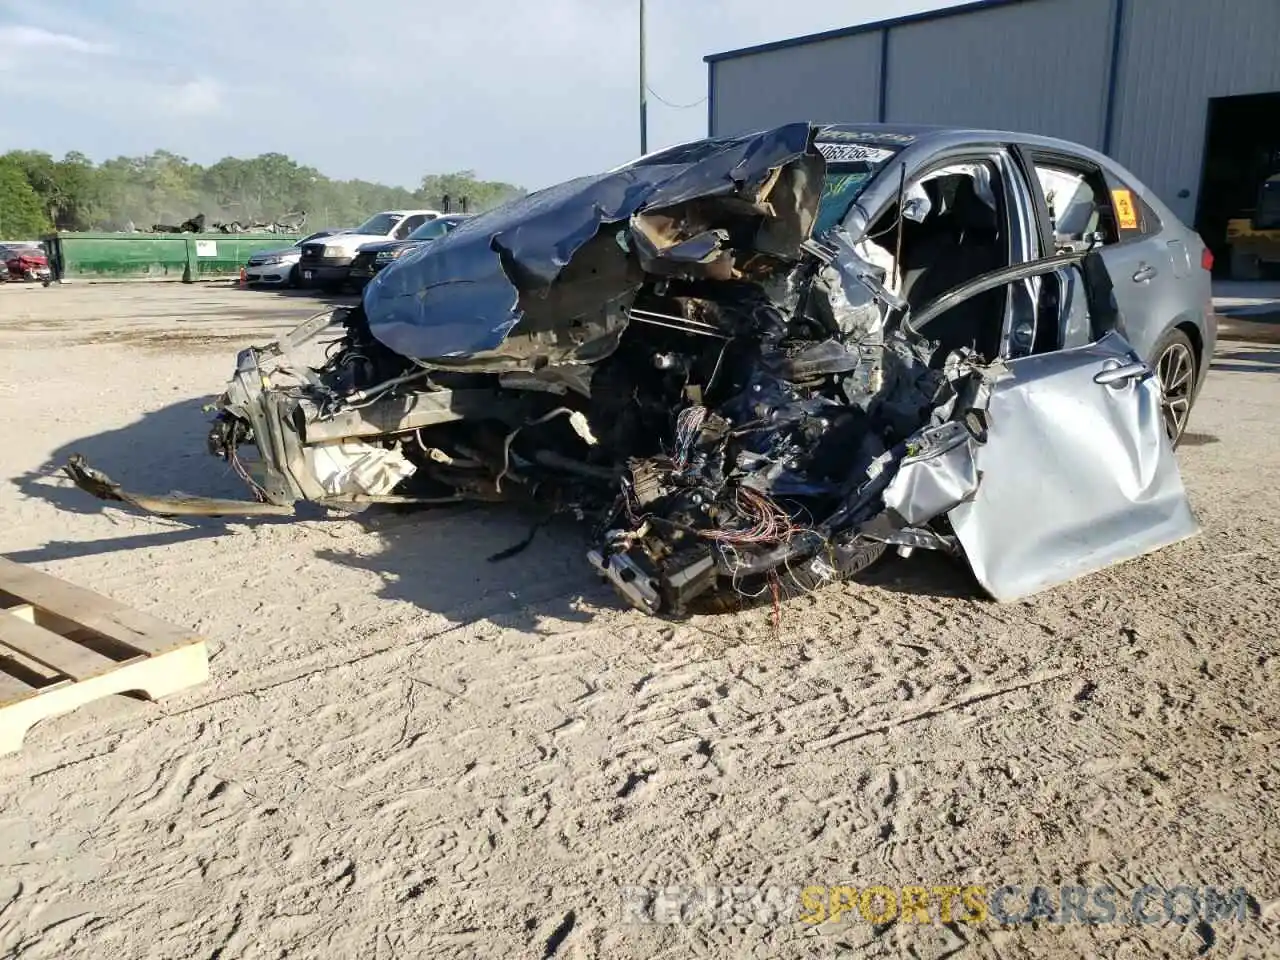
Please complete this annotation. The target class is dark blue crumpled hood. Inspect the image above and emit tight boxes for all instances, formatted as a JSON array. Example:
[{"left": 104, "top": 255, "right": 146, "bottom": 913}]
[{"left": 361, "top": 122, "right": 819, "bottom": 361}]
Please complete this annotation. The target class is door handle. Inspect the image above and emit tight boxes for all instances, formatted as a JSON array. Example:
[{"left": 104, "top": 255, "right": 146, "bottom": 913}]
[
  {"left": 1132, "top": 263, "right": 1158, "bottom": 282},
  {"left": 1094, "top": 361, "right": 1153, "bottom": 386}
]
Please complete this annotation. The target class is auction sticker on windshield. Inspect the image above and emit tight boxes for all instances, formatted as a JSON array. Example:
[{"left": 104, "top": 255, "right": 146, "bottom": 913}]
[{"left": 816, "top": 142, "right": 896, "bottom": 164}]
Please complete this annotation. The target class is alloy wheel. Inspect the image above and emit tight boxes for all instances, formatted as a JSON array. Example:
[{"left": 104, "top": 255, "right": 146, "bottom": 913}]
[{"left": 1156, "top": 340, "right": 1194, "bottom": 443}]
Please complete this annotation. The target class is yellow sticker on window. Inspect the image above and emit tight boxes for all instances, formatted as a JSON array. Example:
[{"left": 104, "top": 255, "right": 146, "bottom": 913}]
[{"left": 1111, "top": 188, "right": 1140, "bottom": 231}]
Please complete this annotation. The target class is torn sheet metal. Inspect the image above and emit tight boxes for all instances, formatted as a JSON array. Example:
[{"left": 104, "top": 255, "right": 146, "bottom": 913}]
[
  {"left": 882, "top": 420, "right": 979, "bottom": 526},
  {"left": 363, "top": 123, "right": 822, "bottom": 365},
  {"left": 947, "top": 331, "right": 1199, "bottom": 601},
  {"left": 63, "top": 455, "right": 294, "bottom": 517},
  {"left": 62, "top": 455, "right": 459, "bottom": 517}
]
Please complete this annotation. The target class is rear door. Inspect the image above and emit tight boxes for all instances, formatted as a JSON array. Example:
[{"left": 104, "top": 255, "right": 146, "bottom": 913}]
[
  {"left": 905, "top": 257, "right": 1199, "bottom": 601},
  {"left": 1024, "top": 150, "right": 1181, "bottom": 363}
]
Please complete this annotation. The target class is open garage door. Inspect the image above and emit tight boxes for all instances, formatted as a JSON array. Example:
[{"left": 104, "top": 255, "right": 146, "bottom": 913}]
[{"left": 1195, "top": 92, "right": 1280, "bottom": 279}]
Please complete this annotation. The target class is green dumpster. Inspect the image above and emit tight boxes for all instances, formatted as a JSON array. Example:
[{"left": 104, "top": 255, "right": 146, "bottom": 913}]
[{"left": 43, "top": 232, "right": 301, "bottom": 282}]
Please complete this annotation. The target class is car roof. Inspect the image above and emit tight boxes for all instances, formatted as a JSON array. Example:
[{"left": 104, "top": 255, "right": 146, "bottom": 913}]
[
  {"left": 820, "top": 121, "right": 1161, "bottom": 174},
  {"left": 814, "top": 121, "right": 1172, "bottom": 220},
  {"left": 817, "top": 122, "right": 1105, "bottom": 156}
]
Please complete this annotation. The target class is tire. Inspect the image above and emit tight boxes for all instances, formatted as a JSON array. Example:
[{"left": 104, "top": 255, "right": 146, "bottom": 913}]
[{"left": 1151, "top": 328, "right": 1197, "bottom": 447}]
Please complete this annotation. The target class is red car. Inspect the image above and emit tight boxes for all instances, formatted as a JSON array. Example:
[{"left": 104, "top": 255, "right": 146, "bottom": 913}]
[{"left": 0, "top": 244, "right": 52, "bottom": 283}]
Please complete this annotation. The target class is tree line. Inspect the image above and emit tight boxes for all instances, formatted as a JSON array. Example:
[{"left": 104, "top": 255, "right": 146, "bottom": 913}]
[{"left": 0, "top": 149, "right": 524, "bottom": 239}]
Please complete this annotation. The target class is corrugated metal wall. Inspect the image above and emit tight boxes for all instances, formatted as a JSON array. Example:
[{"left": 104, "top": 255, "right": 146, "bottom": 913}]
[
  {"left": 709, "top": 32, "right": 882, "bottom": 135},
  {"left": 1110, "top": 0, "right": 1280, "bottom": 224},
  {"left": 707, "top": 0, "right": 1280, "bottom": 223},
  {"left": 883, "top": 0, "right": 1111, "bottom": 146}
]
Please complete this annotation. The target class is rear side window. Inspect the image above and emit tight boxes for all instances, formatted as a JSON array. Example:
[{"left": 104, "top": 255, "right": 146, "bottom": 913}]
[
  {"left": 1033, "top": 157, "right": 1160, "bottom": 249},
  {"left": 1034, "top": 163, "right": 1119, "bottom": 248}
]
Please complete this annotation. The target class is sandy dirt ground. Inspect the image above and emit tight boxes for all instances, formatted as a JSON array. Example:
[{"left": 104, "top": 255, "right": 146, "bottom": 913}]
[{"left": 0, "top": 282, "right": 1278, "bottom": 959}]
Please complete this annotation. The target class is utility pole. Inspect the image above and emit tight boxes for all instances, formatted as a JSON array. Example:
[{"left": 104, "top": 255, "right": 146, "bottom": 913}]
[{"left": 639, "top": 0, "right": 648, "bottom": 155}]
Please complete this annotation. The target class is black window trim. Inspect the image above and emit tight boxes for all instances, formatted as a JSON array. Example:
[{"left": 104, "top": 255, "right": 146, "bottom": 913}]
[{"left": 1010, "top": 144, "right": 1056, "bottom": 259}]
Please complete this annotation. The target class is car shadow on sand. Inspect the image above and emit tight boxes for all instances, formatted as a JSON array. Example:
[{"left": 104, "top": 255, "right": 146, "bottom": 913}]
[
  {"left": 7, "top": 396, "right": 301, "bottom": 564},
  {"left": 856, "top": 550, "right": 981, "bottom": 600},
  {"left": 313, "top": 505, "right": 607, "bottom": 629},
  {"left": 311, "top": 508, "right": 983, "bottom": 628},
  {"left": 8, "top": 395, "right": 980, "bottom": 623},
  {"left": 6, "top": 396, "right": 607, "bottom": 629}
]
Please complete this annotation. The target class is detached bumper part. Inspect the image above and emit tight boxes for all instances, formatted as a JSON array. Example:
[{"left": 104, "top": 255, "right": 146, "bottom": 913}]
[{"left": 62, "top": 455, "right": 294, "bottom": 517}]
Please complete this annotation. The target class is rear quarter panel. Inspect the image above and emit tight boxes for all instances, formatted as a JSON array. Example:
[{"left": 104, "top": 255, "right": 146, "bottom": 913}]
[{"left": 1096, "top": 154, "right": 1214, "bottom": 386}]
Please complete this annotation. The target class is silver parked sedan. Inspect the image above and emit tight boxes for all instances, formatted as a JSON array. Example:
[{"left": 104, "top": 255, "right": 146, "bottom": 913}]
[{"left": 243, "top": 229, "right": 342, "bottom": 288}]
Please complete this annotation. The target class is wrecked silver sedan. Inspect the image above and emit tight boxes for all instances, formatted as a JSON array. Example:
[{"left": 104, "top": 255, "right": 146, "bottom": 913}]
[{"left": 67, "top": 122, "right": 1203, "bottom": 615}]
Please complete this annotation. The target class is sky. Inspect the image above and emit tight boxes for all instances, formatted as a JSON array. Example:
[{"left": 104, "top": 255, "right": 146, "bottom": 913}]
[{"left": 0, "top": 0, "right": 967, "bottom": 191}]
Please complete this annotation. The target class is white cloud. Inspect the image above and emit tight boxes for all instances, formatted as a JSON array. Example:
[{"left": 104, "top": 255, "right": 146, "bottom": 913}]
[
  {"left": 0, "top": 24, "right": 110, "bottom": 55},
  {"left": 0, "top": 0, "right": 969, "bottom": 187},
  {"left": 160, "top": 78, "right": 224, "bottom": 116}
]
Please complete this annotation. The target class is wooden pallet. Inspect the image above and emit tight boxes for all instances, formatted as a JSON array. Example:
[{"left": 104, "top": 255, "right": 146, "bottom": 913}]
[{"left": 0, "top": 557, "right": 208, "bottom": 754}]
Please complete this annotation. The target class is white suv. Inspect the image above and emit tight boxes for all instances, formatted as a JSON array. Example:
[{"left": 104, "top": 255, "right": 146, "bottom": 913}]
[{"left": 298, "top": 209, "right": 440, "bottom": 290}]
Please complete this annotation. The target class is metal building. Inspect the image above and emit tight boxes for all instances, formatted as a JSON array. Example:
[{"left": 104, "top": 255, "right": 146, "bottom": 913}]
[{"left": 705, "top": 0, "right": 1280, "bottom": 269}]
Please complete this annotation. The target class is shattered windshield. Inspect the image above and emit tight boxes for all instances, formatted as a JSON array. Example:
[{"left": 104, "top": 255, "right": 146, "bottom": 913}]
[{"left": 814, "top": 140, "right": 902, "bottom": 237}]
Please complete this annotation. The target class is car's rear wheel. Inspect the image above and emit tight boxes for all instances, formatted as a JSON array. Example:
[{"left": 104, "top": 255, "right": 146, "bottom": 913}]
[{"left": 1153, "top": 328, "right": 1196, "bottom": 447}]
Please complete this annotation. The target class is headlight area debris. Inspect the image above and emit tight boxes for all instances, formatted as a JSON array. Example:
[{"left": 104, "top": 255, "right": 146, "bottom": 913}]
[{"left": 63, "top": 122, "right": 1198, "bottom": 617}]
